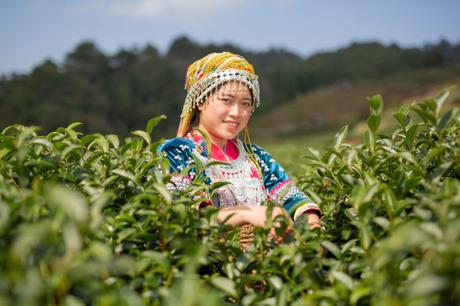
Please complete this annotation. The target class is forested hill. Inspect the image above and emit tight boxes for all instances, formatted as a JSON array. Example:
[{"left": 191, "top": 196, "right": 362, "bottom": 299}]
[{"left": 1, "top": 36, "right": 460, "bottom": 137}]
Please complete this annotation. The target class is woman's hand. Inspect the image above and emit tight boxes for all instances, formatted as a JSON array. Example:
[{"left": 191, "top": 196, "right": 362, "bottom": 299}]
[
  {"left": 305, "top": 211, "right": 322, "bottom": 229},
  {"left": 217, "top": 205, "right": 290, "bottom": 225},
  {"left": 216, "top": 205, "right": 293, "bottom": 238},
  {"left": 216, "top": 206, "right": 322, "bottom": 232},
  {"left": 216, "top": 205, "right": 252, "bottom": 226},
  {"left": 242, "top": 206, "right": 291, "bottom": 228}
]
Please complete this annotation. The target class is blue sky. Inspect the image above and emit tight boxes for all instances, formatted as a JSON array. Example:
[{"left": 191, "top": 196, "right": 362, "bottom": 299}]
[{"left": 1, "top": 0, "right": 459, "bottom": 75}]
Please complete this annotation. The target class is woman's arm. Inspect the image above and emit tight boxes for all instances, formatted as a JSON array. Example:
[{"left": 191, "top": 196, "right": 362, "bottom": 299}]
[
  {"left": 217, "top": 206, "right": 321, "bottom": 229},
  {"left": 217, "top": 205, "right": 293, "bottom": 238},
  {"left": 247, "top": 144, "right": 322, "bottom": 224},
  {"left": 216, "top": 205, "right": 252, "bottom": 226}
]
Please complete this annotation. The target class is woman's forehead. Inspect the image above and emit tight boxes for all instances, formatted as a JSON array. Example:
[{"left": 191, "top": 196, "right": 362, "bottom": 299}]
[{"left": 216, "top": 81, "right": 251, "bottom": 97}]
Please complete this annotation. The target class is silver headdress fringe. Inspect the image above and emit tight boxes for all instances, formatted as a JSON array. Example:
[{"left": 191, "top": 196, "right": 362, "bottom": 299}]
[{"left": 181, "top": 69, "right": 260, "bottom": 118}]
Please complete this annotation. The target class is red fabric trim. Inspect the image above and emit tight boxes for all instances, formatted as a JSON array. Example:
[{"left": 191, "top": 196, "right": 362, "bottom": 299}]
[
  {"left": 268, "top": 179, "right": 292, "bottom": 197},
  {"left": 185, "top": 131, "right": 238, "bottom": 161},
  {"left": 301, "top": 208, "right": 322, "bottom": 216}
]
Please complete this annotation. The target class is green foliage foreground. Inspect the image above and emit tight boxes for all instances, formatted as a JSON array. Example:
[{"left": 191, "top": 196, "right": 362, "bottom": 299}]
[{"left": 1, "top": 90, "right": 459, "bottom": 306}]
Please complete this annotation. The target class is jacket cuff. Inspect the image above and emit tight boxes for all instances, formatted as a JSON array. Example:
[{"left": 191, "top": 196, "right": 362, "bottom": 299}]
[{"left": 293, "top": 203, "right": 322, "bottom": 221}]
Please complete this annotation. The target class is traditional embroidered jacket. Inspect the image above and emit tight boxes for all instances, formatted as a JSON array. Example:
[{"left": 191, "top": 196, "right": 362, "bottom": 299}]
[{"left": 158, "top": 132, "right": 321, "bottom": 220}]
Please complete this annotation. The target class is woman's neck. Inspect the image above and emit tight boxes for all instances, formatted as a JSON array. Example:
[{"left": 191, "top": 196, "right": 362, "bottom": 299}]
[{"left": 195, "top": 128, "right": 227, "bottom": 150}]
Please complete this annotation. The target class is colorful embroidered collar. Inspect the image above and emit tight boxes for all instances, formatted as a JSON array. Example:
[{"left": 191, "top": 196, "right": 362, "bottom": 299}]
[{"left": 184, "top": 131, "right": 239, "bottom": 161}]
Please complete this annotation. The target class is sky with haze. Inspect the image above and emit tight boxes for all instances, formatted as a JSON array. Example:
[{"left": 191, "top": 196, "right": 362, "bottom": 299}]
[{"left": 1, "top": 0, "right": 460, "bottom": 75}]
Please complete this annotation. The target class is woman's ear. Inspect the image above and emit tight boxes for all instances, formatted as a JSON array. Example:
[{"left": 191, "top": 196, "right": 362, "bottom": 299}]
[{"left": 197, "top": 103, "right": 204, "bottom": 111}]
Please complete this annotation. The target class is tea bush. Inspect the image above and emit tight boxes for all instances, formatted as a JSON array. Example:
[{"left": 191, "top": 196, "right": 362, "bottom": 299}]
[{"left": 0, "top": 90, "right": 459, "bottom": 306}]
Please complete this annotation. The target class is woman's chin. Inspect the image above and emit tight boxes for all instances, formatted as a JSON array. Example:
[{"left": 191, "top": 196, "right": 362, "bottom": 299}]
[
  {"left": 219, "top": 128, "right": 239, "bottom": 139},
  {"left": 211, "top": 126, "right": 245, "bottom": 142}
]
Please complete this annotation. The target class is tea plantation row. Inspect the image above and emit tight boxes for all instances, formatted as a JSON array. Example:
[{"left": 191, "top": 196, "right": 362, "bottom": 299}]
[{"left": 0, "top": 90, "right": 459, "bottom": 305}]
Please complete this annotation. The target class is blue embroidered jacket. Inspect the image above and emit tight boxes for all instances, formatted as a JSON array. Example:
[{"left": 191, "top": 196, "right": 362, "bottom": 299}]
[{"left": 158, "top": 137, "right": 321, "bottom": 220}]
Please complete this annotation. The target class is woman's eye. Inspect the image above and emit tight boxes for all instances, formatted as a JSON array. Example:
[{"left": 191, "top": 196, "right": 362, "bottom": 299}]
[{"left": 242, "top": 101, "right": 252, "bottom": 108}]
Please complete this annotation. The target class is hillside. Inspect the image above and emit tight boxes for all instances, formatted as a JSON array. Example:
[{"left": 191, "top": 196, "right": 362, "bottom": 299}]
[
  {"left": 251, "top": 63, "right": 460, "bottom": 141},
  {"left": 1, "top": 37, "right": 460, "bottom": 137}
]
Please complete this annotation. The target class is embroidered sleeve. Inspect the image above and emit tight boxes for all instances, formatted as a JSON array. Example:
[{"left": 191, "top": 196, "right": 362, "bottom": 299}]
[
  {"left": 250, "top": 145, "right": 321, "bottom": 220},
  {"left": 158, "top": 137, "right": 214, "bottom": 210},
  {"left": 157, "top": 138, "right": 197, "bottom": 191}
]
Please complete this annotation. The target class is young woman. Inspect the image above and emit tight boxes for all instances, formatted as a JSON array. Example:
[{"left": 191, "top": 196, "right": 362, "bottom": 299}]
[{"left": 158, "top": 52, "right": 321, "bottom": 230}]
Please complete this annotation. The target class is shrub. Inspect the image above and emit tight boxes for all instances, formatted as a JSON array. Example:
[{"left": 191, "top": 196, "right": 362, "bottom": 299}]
[{"left": 0, "top": 89, "right": 458, "bottom": 305}]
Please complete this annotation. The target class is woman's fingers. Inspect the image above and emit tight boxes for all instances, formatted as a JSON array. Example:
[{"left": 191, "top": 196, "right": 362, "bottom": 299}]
[
  {"left": 308, "top": 221, "right": 322, "bottom": 229},
  {"left": 266, "top": 206, "right": 293, "bottom": 241},
  {"left": 217, "top": 205, "right": 297, "bottom": 238},
  {"left": 216, "top": 205, "right": 251, "bottom": 225},
  {"left": 306, "top": 212, "right": 323, "bottom": 230}
]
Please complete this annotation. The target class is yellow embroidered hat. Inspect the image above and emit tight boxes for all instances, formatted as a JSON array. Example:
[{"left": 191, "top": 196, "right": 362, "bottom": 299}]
[{"left": 177, "top": 52, "right": 260, "bottom": 137}]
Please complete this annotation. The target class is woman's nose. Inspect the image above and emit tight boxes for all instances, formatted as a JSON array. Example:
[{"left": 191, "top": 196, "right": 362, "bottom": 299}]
[{"left": 228, "top": 103, "right": 241, "bottom": 116}]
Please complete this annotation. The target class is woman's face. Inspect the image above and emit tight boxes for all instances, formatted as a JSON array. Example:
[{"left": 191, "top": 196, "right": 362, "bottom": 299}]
[{"left": 197, "top": 81, "right": 253, "bottom": 148}]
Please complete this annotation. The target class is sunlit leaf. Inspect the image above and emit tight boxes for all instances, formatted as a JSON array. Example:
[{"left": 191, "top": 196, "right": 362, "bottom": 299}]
[
  {"left": 331, "top": 271, "right": 354, "bottom": 290},
  {"left": 132, "top": 130, "right": 151, "bottom": 145},
  {"left": 435, "top": 88, "right": 450, "bottom": 117},
  {"left": 211, "top": 276, "right": 237, "bottom": 298},
  {"left": 46, "top": 184, "right": 88, "bottom": 224},
  {"left": 368, "top": 115, "right": 381, "bottom": 134},
  {"left": 146, "top": 115, "right": 167, "bottom": 135},
  {"left": 334, "top": 125, "right": 348, "bottom": 150},
  {"left": 321, "top": 241, "right": 342, "bottom": 259},
  {"left": 112, "top": 169, "right": 137, "bottom": 183},
  {"left": 367, "top": 94, "right": 383, "bottom": 116},
  {"left": 407, "top": 275, "right": 446, "bottom": 297},
  {"left": 153, "top": 182, "right": 172, "bottom": 204},
  {"left": 107, "top": 134, "right": 120, "bottom": 149}
]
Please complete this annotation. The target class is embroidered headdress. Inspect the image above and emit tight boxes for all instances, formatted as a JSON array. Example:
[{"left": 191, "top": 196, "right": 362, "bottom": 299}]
[{"left": 177, "top": 52, "right": 260, "bottom": 137}]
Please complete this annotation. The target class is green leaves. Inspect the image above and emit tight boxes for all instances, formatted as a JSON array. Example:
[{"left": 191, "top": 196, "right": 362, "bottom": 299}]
[
  {"left": 1, "top": 88, "right": 459, "bottom": 305},
  {"left": 334, "top": 125, "right": 348, "bottom": 150},
  {"left": 299, "top": 88, "right": 460, "bottom": 305},
  {"left": 393, "top": 104, "right": 411, "bottom": 128},
  {"left": 132, "top": 130, "right": 151, "bottom": 145},
  {"left": 146, "top": 114, "right": 167, "bottom": 135},
  {"left": 211, "top": 276, "right": 238, "bottom": 298},
  {"left": 367, "top": 94, "right": 383, "bottom": 134},
  {"left": 321, "top": 241, "right": 342, "bottom": 259},
  {"left": 45, "top": 184, "right": 89, "bottom": 224},
  {"left": 434, "top": 88, "right": 450, "bottom": 118}
]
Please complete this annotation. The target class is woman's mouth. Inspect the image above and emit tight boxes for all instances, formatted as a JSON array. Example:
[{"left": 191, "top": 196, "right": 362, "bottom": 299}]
[
  {"left": 223, "top": 121, "right": 239, "bottom": 130},
  {"left": 224, "top": 121, "right": 239, "bottom": 127}
]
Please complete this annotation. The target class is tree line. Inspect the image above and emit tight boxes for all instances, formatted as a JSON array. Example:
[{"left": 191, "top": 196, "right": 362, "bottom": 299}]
[{"left": 1, "top": 36, "right": 459, "bottom": 136}]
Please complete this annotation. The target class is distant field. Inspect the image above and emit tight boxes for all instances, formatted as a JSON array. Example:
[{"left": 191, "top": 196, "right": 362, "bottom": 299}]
[
  {"left": 256, "top": 77, "right": 460, "bottom": 178},
  {"left": 258, "top": 131, "right": 336, "bottom": 178},
  {"left": 251, "top": 64, "right": 460, "bottom": 140}
]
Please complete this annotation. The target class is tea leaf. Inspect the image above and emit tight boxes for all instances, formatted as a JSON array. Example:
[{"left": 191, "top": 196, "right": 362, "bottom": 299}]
[
  {"left": 368, "top": 115, "right": 381, "bottom": 134},
  {"left": 435, "top": 88, "right": 450, "bottom": 117},
  {"left": 112, "top": 169, "right": 137, "bottom": 183},
  {"left": 46, "top": 184, "right": 88, "bottom": 224},
  {"left": 334, "top": 125, "right": 348, "bottom": 150},
  {"left": 211, "top": 276, "right": 237, "bottom": 298},
  {"left": 367, "top": 95, "right": 383, "bottom": 116},
  {"left": 331, "top": 271, "right": 354, "bottom": 290},
  {"left": 146, "top": 115, "right": 167, "bottom": 135},
  {"left": 321, "top": 241, "right": 342, "bottom": 259},
  {"left": 153, "top": 183, "right": 172, "bottom": 204},
  {"left": 132, "top": 130, "right": 151, "bottom": 145}
]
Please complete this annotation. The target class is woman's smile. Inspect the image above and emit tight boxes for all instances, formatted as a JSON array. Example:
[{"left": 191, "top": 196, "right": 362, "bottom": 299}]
[{"left": 223, "top": 120, "right": 240, "bottom": 129}]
